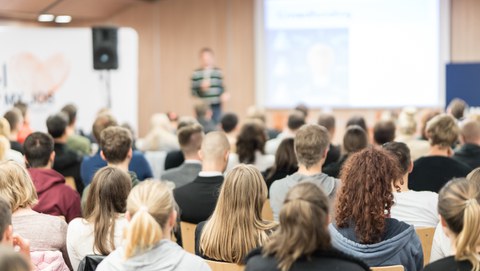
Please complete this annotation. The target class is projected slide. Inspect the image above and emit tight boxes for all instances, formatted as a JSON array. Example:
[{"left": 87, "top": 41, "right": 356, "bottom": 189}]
[{"left": 261, "top": 0, "right": 443, "bottom": 108}]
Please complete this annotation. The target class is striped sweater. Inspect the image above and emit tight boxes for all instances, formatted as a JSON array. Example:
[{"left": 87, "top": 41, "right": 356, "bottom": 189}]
[{"left": 191, "top": 67, "right": 224, "bottom": 104}]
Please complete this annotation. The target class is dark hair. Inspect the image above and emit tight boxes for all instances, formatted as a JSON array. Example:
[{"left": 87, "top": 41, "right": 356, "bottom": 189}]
[
  {"left": 294, "top": 104, "right": 309, "bottom": 118},
  {"left": 13, "top": 102, "right": 28, "bottom": 118},
  {"left": 84, "top": 167, "right": 132, "bottom": 255},
  {"left": 0, "top": 197, "right": 12, "bottom": 242},
  {"left": 200, "top": 47, "right": 214, "bottom": 55},
  {"left": 220, "top": 113, "right": 239, "bottom": 133},
  {"left": 236, "top": 121, "right": 267, "bottom": 164},
  {"left": 448, "top": 98, "right": 468, "bottom": 120},
  {"left": 24, "top": 132, "right": 54, "bottom": 168},
  {"left": 343, "top": 125, "right": 368, "bottom": 154},
  {"left": 287, "top": 111, "right": 306, "bottom": 131},
  {"left": 100, "top": 126, "right": 132, "bottom": 164},
  {"left": 46, "top": 112, "right": 68, "bottom": 139},
  {"left": 317, "top": 113, "right": 335, "bottom": 132},
  {"left": 267, "top": 138, "right": 298, "bottom": 180},
  {"left": 3, "top": 109, "right": 22, "bottom": 132},
  {"left": 177, "top": 124, "right": 204, "bottom": 155},
  {"left": 373, "top": 120, "right": 396, "bottom": 145},
  {"left": 61, "top": 104, "right": 77, "bottom": 126},
  {"left": 336, "top": 147, "right": 402, "bottom": 244},
  {"left": 382, "top": 142, "right": 411, "bottom": 174},
  {"left": 346, "top": 116, "right": 367, "bottom": 132},
  {"left": 92, "top": 114, "right": 118, "bottom": 142}
]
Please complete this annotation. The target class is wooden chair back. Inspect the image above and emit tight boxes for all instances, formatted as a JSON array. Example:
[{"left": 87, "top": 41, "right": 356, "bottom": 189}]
[
  {"left": 262, "top": 199, "right": 274, "bottom": 221},
  {"left": 205, "top": 260, "right": 244, "bottom": 271},
  {"left": 180, "top": 221, "right": 197, "bottom": 254},
  {"left": 371, "top": 265, "right": 404, "bottom": 271},
  {"left": 415, "top": 227, "right": 435, "bottom": 265}
]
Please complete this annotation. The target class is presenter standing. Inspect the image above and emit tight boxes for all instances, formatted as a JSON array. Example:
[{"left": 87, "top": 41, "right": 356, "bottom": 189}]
[{"left": 191, "top": 48, "right": 226, "bottom": 124}]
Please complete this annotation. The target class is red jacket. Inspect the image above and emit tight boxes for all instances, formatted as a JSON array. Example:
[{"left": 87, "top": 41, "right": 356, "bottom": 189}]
[{"left": 29, "top": 168, "right": 81, "bottom": 223}]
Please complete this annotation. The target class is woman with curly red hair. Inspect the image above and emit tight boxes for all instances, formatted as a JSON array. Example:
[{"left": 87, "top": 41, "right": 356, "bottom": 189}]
[{"left": 328, "top": 147, "right": 423, "bottom": 271}]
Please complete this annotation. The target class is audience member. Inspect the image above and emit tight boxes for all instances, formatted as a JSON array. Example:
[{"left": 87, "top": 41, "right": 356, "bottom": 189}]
[
  {"left": 419, "top": 109, "right": 441, "bottom": 141},
  {"left": 161, "top": 124, "right": 204, "bottom": 188},
  {"left": 246, "top": 182, "right": 369, "bottom": 271},
  {"left": 196, "top": 165, "right": 276, "bottom": 263},
  {"left": 96, "top": 181, "right": 210, "bottom": 271},
  {"left": 24, "top": 132, "right": 81, "bottom": 223},
  {"left": 0, "top": 161, "right": 71, "bottom": 270},
  {"left": 246, "top": 106, "right": 280, "bottom": 139},
  {"left": 453, "top": 119, "right": 480, "bottom": 169},
  {"left": 67, "top": 167, "right": 131, "bottom": 271},
  {"left": 373, "top": 120, "right": 396, "bottom": 145},
  {"left": 409, "top": 114, "right": 471, "bottom": 193},
  {"left": 317, "top": 113, "right": 341, "bottom": 167},
  {"left": 163, "top": 117, "right": 199, "bottom": 170},
  {"left": 195, "top": 101, "right": 217, "bottom": 133},
  {"left": 138, "top": 113, "right": 179, "bottom": 152},
  {"left": 294, "top": 103, "right": 309, "bottom": 120},
  {"left": 329, "top": 147, "right": 423, "bottom": 271},
  {"left": 13, "top": 101, "right": 32, "bottom": 144},
  {"left": 346, "top": 115, "right": 367, "bottom": 132},
  {"left": 80, "top": 113, "right": 153, "bottom": 185},
  {"left": 0, "top": 197, "right": 30, "bottom": 260},
  {"left": 396, "top": 107, "right": 430, "bottom": 160},
  {"left": 0, "top": 135, "right": 24, "bottom": 165},
  {"left": 446, "top": 98, "right": 468, "bottom": 121},
  {"left": 220, "top": 112, "right": 239, "bottom": 152},
  {"left": 46, "top": 112, "right": 85, "bottom": 194},
  {"left": 3, "top": 108, "right": 24, "bottom": 154},
  {"left": 174, "top": 131, "right": 230, "bottom": 224},
  {"left": 270, "top": 124, "right": 341, "bottom": 221},
  {"left": 324, "top": 125, "right": 368, "bottom": 178},
  {"left": 228, "top": 120, "right": 274, "bottom": 172},
  {"left": 263, "top": 138, "right": 298, "bottom": 190},
  {"left": 0, "top": 245, "right": 31, "bottom": 271},
  {"left": 61, "top": 103, "right": 91, "bottom": 156},
  {"left": 425, "top": 178, "right": 480, "bottom": 271},
  {"left": 383, "top": 142, "right": 439, "bottom": 227},
  {"left": 265, "top": 110, "right": 305, "bottom": 155}
]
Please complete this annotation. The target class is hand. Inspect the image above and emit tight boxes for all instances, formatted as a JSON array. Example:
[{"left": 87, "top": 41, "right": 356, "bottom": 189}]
[
  {"left": 220, "top": 92, "right": 230, "bottom": 103},
  {"left": 200, "top": 80, "right": 210, "bottom": 91},
  {"left": 12, "top": 233, "right": 31, "bottom": 260}
]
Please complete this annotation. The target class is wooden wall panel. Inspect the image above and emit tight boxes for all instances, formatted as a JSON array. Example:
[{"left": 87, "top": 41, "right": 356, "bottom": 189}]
[{"left": 451, "top": 0, "right": 480, "bottom": 61}]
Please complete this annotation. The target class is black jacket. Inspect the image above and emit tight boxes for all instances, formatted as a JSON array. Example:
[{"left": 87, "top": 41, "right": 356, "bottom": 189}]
[
  {"left": 245, "top": 247, "right": 370, "bottom": 271},
  {"left": 173, "top": 175, "right": 224, "bottom": 224},
  {"left": 164, "top": 150, "right": 184, "bottom": 170},
  {"left": 324, "top": 144, "right": 341, "bottom": 167},
  {"left": 53, "top": 143, "right": 84, "bottom": 194},
  {"left": 453, "top": 143, "right": 480, "bottom": 170}
]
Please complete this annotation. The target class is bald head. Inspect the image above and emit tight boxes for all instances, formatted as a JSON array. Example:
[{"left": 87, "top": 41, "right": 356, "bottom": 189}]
[
  {"left": 460, "top": 120, "right": 480, "bottom": 144},
  {"left": 200, "top": 132, "right": 230, "bottom": 166}
]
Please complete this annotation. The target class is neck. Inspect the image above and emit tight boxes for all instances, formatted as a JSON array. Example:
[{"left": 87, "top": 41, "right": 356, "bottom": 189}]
[
  {"left": 9, "top": 132, "right": 18, "bottom": 140},
  {"left": 183, "top": 153, "right": 201, "bottom": 161},
  {"left": 13, "top": 207, "right": 35, "bottom": 216},
  {"left": 108, "top": 161, "right": 130, "bottom": 172},
  {"left": 399, "top": 174, "right": 409, "bottom": 192},
  {"left": 428, "top": 145, "right": 451, "bottom": 157},
  {"left": 297, "top": 162, "right": 323, "bottom": 175},
  {"left": 201, "top": 161, "right": 224, "bottom": 173},
  {"left": 54, "top": 136, "right": 67, "bottom": 144}
]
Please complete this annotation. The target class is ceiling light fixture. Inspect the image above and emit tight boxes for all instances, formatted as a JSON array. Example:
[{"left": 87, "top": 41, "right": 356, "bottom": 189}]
[
  {"left": 37, "top": 14, "right": 54, "bottom": 22},
  {"left": 55, "top": 15, "right": 72, "bottom": 24}
]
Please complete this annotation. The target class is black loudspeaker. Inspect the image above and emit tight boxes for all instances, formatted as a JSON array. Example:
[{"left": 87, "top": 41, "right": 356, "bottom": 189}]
[{"left": 92, "top": 27, "right": 118, "bottom": 70}]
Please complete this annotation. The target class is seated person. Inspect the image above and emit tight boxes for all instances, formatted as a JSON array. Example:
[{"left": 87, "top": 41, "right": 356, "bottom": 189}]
[
  {"left": 409, "top": 114, "right": 471, "bottom": 193},
  {"left": 81, "top": 113, "right": 153, "bottom": 185},
  {"left": 265, "top": 110, "right": 305, "bottom": 155},
  {"left": 3, "top": 108, "right": 24, "bottom": 154},
  {"left": 163, "top": 117, "right": 199, "bottom": 170},
  {"left": 0, "top": 161, "right": 71, "bottom": 270},
  {"left": 61, "top": 103, "right": 92, "bottom": 156},
  {"left": 161, "top": 124, "right": 204, "bottom": 188},
  {"left": 195, "top": 165, "right": 276, "bottom": 263},
  {"left": 329, "top": 147, "right": 423, "bottom": 271},
  {"left": 263, "top": 138, "right": 298, "bottom": 191},
  {"left": 317, "top": 113, "right": 341, "bottom": 167},
  {"left": 245, "top": 182, "right": 369, "bottom": 271},
  {"left": 24, "top": 132, "right": 81, "bottom": 223},
  {"left": 46, "top": 113, "right": 84, "bottom": 194},
  {"left": 270, "top": 124, "right": 341, "bottom": 221},
  {"left": 453, "top": 119, "right": 480, "bottom": 169},
  {"left": 0, "top": 197, "right": 30, "bottom": 264},
  {"left": 383, "top": 142, "right": 439, "bottom": 227},
  {"left": 373, "top": 120, "right": 396, "bottom": 145},
  {"left": 174, "top": 132, "right": 230, "bottom": 224},
  {"left": 220, "top": 113, "right": 239, "bottom": 153},
  {"left": 96, "top": 181, "right": 210, "bottom": 271}
]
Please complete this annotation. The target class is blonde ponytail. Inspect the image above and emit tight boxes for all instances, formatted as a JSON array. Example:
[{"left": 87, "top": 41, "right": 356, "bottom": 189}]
[
  {"left": 123, "top": 181, "right": 174, "bottom": 259},
  {"left": 438, "top": 178, "right": 480, "bottom": 271}
]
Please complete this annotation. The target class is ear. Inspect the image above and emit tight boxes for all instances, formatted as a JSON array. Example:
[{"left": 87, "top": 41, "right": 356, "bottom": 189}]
[
  {"left": 323, "top": 146, "right": 330, "bottom": 159},
  {"left": 100, "top": 151, "right": 106, "bottom": 161},
  {"left": 198, "top": 150, "right": 204, "bottom": 161},
  {"left": 50, "top": 151, "right": 56, "bottom": 163},
  {"left": 169, "top": 210, "right": 177, "bottom": 228},
  {"left": 224, "top": 150, "right": 230, "bottom": 162},
  {"left": 127, "top": 148, "right": 133, "bottom": 159},
  {"left": 2, "top": 225, "right": 13, "bottom": 245},
  {"left": 125, "top": 211, "right": 132, "bottom": 222}
]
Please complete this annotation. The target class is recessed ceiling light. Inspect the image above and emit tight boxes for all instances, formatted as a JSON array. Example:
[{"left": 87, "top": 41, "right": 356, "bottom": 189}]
[
  {"left": 38, "top": 14, "right": 54, "bottom": 22},
  {"left": 55, "top": 15, "right": 72, "bottom": 24}
]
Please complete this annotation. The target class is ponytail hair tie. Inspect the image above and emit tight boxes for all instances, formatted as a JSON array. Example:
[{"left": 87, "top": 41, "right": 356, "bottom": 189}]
[
  {"left": 465, "top": 198, "right": 477, "bottom": 206},
  {"left": 138, "top": 205, "right": 149, "bottom": 213}
]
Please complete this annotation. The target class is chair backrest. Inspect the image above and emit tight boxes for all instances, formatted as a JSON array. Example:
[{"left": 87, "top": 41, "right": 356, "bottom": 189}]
[
  {"left": 415, "top": 227, "right": 435, "bottom": 266},
  {"left": 205, "top": 260, "right": 245, "bottom": 271},
  {"left": 371, "top": 265, "right": 404, "bottom": 271},
  {"left": 262, "top": 199, "right": 274, "bottom": 221},
  {"left": 65, "top": 176, "right": 77, "bottom": 191},
  {"left": 77, "top": 255, "right": 107, "bottom": 271},
  {"left": 180, "top": 221, "right": 197, "bottom": 254}
]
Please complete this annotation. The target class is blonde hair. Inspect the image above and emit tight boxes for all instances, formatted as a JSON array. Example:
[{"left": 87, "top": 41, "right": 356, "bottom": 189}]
[
  {"left": 124, "top": 181, "right": 174, "bottom": 258},
  {"left": 0, "top": 136, "right": 9, "bottom": 161},
  {"left": 0, "top": 161, "right": 37, "bottom": 211},
  {"left": 199, "top": 165, "right": 276, "bottom": 264},
  {"left": 263, "top": 182, "right": 331, "bottom": 271},
  {"left": 0, "top": 118, "right": 10, "bottom": 138},
  {"left": 397, "top": 107, "right": 417, "bottom": 136},
  {"left": 426, "top": 114, "right": 459, "bottom": 147},
  {"left": 438, "top": 178, "right": 480, "bottom": 271}
]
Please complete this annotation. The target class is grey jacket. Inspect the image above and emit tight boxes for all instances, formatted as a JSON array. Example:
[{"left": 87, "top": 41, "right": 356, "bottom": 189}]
[
  {"left": 269, "top": 172, "right": 341, "bottom": 221},
  {"left": 161, "top": 162, "right": 202, "bottom": 188},
  {"left": 96, "top": 239, "right": 211, "bottom": 271}
]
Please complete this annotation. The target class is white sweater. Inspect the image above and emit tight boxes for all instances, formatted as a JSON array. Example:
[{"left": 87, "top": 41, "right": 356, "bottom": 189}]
[{"left": 66, "top": 216, "right": 128, "bottom": 271}]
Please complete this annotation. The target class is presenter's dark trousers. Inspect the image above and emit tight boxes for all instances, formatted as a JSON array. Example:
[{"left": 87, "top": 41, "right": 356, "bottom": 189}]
[{"left": 210, "top": 103, "right": 222, "bottom": 124}]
